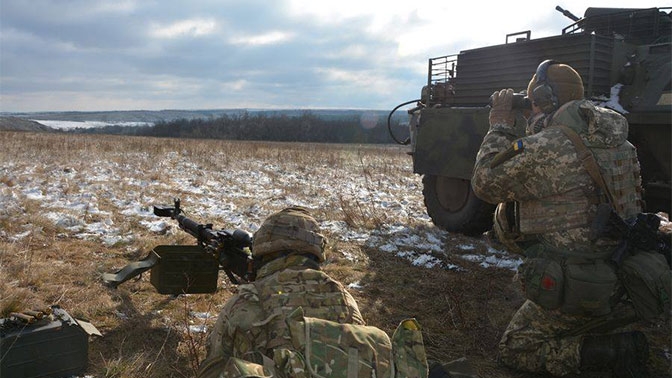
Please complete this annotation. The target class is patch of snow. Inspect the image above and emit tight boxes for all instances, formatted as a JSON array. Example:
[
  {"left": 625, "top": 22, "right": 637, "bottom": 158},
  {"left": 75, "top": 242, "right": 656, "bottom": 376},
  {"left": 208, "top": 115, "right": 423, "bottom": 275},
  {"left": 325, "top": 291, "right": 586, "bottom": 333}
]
[
  {"left": 23, "top": 187, "right": 45, "bottom": 200},
  {"left": 141, "top": 220, "right": 169, "bottom": 234},
  {"left": 593, "top": 84, "right": 628, "bottom": 114},
  {"left": 9, "top": 230, "right": 32, "bottom": 241},
  {"left": 45, "top": 212, "right": 84, "bottom": 231},
  {"left": 33, "top": 120, "right": 153, "bottom": 130},
  {"left": 457, "top": 249, "right": 522, "bottom": 271},
  {"left": 190, "top": 312, "right": 213, "bottom": 319},
  {"left": 188, "top": 324, "right": 208, "bottom": 333},
  {"left": 347, "top": 281, "right": 364, "bottom": 290},
  {"left": 339, "top": 250, "right": 358, "bottom": 262},
  {"left": 379, "top": 244, "right": 398, "bottom": 253}
]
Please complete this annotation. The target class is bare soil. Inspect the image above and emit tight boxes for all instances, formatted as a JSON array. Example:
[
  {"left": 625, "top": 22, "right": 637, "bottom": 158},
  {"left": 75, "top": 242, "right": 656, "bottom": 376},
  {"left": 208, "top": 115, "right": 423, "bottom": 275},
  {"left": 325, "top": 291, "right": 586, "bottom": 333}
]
[{"left": 0, "top": 131, "right": 669, "bottom": 378}]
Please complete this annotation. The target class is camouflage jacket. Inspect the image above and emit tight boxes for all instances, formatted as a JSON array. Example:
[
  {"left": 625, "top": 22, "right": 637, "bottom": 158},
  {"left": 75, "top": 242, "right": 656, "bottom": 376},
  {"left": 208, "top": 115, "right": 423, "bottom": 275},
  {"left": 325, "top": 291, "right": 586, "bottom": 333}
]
[
  {"left": 199, "top": 254, "right": 365, "bottom": 377},
  {"left": 472, "top": 99, "right": 642, "bottom": 252}
]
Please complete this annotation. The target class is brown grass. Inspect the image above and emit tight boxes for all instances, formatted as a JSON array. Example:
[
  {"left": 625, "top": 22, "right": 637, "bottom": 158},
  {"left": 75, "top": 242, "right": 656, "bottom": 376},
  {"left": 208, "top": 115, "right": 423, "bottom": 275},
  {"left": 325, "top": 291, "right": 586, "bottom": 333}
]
[{"left": 0, "top": 131, "right": 669, "bottom": 378}]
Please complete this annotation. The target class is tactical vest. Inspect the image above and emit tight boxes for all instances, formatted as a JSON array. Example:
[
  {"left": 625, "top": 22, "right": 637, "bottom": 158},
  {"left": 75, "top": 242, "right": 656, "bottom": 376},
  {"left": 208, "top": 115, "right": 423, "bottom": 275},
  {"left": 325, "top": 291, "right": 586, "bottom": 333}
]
[
  {"left": 501, "top": 101, "right": 645, "bottom": 317},
  {"left": 515, "top": 100, "right": 642, "bottom": 235},
  {"left": 253, "top": 266, "right": 365, "bottom": 353},
  {"left": 245, "top": 263, "right": 427, "bottom": 378}
]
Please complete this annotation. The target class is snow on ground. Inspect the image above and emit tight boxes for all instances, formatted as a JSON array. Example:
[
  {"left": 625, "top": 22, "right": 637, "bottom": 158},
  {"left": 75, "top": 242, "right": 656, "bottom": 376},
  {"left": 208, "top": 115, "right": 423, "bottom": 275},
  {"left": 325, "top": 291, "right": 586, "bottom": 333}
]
[
  {"left": 0, "top": 145, "right": 521, "bottom": 273},
  {"left": 33, "top": 120, "right": 153, "bottom": 130}
]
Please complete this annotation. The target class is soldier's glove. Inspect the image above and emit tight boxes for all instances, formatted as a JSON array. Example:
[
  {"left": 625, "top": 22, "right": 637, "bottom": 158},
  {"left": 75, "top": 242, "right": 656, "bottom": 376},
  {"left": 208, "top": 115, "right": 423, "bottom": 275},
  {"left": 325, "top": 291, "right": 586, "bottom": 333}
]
[{"left": 489, "top": 89, "right": 516, "bottom": 129}]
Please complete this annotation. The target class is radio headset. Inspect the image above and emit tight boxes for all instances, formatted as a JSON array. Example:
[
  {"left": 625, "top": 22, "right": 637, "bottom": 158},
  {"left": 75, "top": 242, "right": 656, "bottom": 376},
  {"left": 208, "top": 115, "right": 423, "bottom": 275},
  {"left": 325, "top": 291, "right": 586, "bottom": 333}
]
[{"left": 530, "top": 59, "right": 559, "bottom": 113}]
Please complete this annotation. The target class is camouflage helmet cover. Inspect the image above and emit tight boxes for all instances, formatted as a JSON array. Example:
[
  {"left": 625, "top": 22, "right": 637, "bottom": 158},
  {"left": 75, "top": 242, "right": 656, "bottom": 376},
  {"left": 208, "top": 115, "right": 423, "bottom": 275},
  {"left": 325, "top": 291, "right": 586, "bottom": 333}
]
[{"left": 252, "top": 206, "right": 327, "bottom": 262}]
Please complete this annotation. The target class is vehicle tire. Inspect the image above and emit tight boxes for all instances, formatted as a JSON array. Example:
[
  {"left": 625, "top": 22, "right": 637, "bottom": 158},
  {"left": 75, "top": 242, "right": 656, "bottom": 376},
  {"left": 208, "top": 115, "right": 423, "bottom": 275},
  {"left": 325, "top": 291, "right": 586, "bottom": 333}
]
[{"left": 422, "top": 174, "right": 495, "bottom": 236}]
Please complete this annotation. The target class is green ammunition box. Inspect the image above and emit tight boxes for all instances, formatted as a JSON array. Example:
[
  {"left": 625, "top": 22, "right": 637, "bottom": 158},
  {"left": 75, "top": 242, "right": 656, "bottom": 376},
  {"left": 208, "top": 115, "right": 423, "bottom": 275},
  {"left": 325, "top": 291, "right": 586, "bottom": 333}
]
[
  {"left": 0, "top": 306, "right": 100, "bottom": 378},
  {"left": 150, "top": 245, "right": 219, "bottom": 294}
]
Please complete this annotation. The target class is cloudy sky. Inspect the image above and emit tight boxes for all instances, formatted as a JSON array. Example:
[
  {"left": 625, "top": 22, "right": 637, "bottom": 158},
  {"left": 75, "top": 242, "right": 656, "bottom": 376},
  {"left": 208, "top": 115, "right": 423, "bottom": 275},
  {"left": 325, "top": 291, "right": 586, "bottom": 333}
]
[{"left": 0, "top": 1, "right": 664, "bottom": 112}]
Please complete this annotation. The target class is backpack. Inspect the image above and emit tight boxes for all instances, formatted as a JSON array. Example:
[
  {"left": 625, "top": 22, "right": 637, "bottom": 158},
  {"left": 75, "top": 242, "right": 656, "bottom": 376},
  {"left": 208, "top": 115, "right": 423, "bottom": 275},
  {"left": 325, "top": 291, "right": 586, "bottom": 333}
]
[
  {"left": 219, "top": 307, "right": 428, "bottom": 378},
  {"left": 619, "top": 251, "right": 672, "bottom": 320}
]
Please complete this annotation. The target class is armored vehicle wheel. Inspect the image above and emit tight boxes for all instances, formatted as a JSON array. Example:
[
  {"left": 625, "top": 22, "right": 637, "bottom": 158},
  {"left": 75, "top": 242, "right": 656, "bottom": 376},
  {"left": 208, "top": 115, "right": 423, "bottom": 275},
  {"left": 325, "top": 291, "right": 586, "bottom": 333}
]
[{"left": 422, "top": 174, "right": 495, "bottom": 236}]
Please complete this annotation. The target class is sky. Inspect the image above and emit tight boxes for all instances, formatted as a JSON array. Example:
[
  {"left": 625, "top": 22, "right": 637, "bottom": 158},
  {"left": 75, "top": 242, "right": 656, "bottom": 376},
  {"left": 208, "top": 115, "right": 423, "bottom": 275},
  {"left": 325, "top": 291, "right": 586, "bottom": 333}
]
[{"left": 0, "top": 0, "right": 666, "bottom": 112}]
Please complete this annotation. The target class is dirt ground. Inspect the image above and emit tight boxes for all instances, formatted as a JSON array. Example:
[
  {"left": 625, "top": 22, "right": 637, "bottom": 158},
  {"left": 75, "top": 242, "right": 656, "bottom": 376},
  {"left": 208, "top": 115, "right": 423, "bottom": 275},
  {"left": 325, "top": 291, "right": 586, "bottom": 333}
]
[
  {"left": 345, "top": 241, "right": 672, "bottom": 378},
  {"left": 1, "top": 131, "right": 669, "bottom": 377}
]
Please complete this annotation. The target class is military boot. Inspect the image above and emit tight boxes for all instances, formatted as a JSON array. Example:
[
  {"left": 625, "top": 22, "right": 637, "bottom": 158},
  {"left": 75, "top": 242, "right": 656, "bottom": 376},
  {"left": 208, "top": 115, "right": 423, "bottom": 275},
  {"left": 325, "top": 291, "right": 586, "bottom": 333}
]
[
  {"left": 428, "top": 358, "right": 480, "bottom": 378},
  {"left": 580, "top": 331, "right": 649, "bottom": 378},
  {"left": 428, "top": 361, "right": 450, "bottom": 378}
]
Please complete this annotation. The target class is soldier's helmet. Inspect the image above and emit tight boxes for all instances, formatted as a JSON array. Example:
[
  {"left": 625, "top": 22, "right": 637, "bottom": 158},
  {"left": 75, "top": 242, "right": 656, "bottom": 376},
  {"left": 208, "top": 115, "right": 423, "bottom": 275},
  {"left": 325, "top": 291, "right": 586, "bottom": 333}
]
[
  {"left": 252, "top": 206, "right": 326, "bottom": 262},
  {"left": 527, "top": 61, "right": 584, "bottom": 113}
]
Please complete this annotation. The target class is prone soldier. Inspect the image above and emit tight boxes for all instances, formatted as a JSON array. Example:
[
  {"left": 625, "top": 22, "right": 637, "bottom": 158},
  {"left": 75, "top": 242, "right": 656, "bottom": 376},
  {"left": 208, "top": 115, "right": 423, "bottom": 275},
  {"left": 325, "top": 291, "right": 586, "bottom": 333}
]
[{"left": 198, "top": 206, "right": 430, "bottom": 378}]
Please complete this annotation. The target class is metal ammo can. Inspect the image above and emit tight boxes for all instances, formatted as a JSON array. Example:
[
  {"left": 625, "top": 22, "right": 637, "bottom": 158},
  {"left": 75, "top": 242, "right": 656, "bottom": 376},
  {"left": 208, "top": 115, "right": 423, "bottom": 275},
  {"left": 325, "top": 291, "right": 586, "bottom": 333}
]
[{"left": 0, "top": 305, "right": 100, "bottom": 378}]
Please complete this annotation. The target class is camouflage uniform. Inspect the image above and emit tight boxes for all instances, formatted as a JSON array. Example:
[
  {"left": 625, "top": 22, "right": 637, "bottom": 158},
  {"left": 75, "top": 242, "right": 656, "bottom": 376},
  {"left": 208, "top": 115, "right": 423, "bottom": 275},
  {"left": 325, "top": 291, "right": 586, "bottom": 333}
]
[
  {"left": 472, "top": 95, "right": 642, "bottom": 376},
  {"left": 198, "top": 207, "right": 428, "bottom": 378},
  {"left": 198, "top": 254, "right": 365, "bottom": 377}
]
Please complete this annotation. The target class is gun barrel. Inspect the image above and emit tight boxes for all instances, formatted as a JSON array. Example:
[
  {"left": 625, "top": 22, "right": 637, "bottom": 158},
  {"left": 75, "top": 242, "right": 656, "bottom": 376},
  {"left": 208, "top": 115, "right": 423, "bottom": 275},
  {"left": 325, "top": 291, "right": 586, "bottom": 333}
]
[
  {"left": 555, "top": 5, "right": 580, "bottom": 22},
  {"left": 175, "top": 213, "right": 217, "bottom": 242}
]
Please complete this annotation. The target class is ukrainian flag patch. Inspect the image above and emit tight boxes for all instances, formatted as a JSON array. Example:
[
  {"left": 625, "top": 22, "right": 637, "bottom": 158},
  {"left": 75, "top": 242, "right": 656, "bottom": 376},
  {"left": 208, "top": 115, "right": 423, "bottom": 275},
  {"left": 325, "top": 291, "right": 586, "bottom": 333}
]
[{"left": 490, "top": 139, "right": 525, "bottom": 169}]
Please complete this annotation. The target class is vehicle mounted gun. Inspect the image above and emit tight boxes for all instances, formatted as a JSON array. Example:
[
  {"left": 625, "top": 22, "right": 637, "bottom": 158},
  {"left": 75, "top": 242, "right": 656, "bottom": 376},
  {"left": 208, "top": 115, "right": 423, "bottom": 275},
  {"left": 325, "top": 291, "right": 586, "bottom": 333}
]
[{"left": 103, "top": 198, "right": 254, "bottom": 294}]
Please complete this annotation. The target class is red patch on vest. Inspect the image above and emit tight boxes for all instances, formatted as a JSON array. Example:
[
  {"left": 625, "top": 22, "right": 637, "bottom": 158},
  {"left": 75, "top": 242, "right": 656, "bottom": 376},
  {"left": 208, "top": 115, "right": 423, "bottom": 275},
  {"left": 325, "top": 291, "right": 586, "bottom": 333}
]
[{"left": 541, "top": 275, "right": 556, "bottom": 290}]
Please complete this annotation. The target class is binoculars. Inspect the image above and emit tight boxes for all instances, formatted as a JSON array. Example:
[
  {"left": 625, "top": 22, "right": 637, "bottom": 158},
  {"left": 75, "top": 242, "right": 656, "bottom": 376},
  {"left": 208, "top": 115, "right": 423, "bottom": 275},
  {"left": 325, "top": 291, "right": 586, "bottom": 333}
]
[{"left": 488, "top": 92, "right": 531, "bottom": 110}]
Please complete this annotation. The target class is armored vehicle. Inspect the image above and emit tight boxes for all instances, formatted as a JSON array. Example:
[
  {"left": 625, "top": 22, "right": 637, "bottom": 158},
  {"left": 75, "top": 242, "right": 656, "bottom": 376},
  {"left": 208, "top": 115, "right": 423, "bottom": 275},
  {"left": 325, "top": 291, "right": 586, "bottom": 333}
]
[{"left": 389, "top": 6, "right": 671, "bottom": 235}]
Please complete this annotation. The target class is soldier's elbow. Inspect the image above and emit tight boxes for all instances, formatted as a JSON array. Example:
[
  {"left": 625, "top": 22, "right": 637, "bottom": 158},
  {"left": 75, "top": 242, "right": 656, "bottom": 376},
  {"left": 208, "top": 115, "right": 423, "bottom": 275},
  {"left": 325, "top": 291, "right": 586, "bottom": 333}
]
[{"left": 470, "top": 177, "right": 498, "bottom": 204}]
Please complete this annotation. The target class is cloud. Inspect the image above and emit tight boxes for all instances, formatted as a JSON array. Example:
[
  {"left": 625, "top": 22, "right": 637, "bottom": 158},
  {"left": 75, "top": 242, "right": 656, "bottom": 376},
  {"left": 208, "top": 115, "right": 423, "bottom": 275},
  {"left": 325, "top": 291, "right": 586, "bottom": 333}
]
[
  {"left": 229, "top": 31, "right": 294, "bottom": 46},
  {"left": 0, "top": 0, "right": 668, "bottom": 112},
  {"left": 151, "top": 19, "right": 218, "bottom": 39}
]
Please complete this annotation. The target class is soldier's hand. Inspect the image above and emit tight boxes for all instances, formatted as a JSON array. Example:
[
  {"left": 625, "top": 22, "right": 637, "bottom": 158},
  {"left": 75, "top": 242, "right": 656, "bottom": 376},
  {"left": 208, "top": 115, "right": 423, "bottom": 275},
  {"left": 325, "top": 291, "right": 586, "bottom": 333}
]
[{"left": 489, "top": 89, "right": 516, "bottom": 128}]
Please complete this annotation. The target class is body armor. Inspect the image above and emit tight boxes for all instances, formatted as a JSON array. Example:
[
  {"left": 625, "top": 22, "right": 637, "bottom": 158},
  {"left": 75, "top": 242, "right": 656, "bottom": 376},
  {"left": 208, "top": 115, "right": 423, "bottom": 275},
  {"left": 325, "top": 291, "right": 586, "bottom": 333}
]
[{"left": 503, "top": 100, "right": 643, "bottom": 245}]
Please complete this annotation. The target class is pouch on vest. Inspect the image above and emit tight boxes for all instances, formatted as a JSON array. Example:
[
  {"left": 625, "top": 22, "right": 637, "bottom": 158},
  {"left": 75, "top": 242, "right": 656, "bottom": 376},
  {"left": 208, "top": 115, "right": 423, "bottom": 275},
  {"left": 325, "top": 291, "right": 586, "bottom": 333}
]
[
  {"left": 620, "top": 251, "right": 672, "bottom": 320},
  {"left": 519, "top": 257, "right": 563, "bottom": 310},
  {"left": 273, "top": 348, "right": 309, "bottom": 378},
  {"left": 221, "top": 357, "right": 274, "bottom": 378},
  {"left": 391, "top": 319, "right": 428, "bottom": 378},
  {"left": 284, "top": 307, "right": 394, "bottom": 378},
  {"left": 561, "top": 261, "right": 617, "bottom": 316}
]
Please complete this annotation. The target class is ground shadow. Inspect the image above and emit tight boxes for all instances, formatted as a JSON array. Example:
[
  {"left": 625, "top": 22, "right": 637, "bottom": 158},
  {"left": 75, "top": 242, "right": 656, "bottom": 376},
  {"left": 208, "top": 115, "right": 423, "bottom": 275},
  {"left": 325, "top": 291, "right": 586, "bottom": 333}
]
[{"left": 88, "top": 290, "right": 192, "bottom": 377}]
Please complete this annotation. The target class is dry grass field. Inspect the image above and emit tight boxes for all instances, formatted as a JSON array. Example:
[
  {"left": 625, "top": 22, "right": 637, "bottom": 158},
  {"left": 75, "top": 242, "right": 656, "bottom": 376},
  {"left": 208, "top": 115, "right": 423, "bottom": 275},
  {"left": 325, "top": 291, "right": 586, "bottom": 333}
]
[{"left": 0, "top": 131, "right": 669, "bottom": 378}]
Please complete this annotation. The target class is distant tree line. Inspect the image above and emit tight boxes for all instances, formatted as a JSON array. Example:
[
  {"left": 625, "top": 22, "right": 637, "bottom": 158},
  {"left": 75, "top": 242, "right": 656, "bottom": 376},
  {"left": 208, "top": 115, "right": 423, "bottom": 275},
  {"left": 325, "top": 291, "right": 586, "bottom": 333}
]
[{"left": 71, "top": 111, "right": 410, "bottom": 144}]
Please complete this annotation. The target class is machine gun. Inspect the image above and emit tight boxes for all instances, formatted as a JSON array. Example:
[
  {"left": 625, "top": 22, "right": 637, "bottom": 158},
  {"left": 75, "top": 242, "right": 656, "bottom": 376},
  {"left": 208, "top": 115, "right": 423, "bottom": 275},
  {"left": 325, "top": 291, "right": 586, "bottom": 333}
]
[
  {"left": 591, "top": 203, "right": 672, "bottom": 267},
  {"left": 555, "top": 5, "right": 580, "bottom": 22},
  {"left": 103, "top": 199, "right": 254, "bottom": 294},
  {"left": 154, "top": 198, "right": 255, "bottom": 283}
]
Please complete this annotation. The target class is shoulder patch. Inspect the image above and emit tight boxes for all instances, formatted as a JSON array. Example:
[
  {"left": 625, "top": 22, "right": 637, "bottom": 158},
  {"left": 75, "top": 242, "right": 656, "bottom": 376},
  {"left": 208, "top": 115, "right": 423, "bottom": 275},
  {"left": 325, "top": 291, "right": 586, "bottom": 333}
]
[{"left": 490, "top": 140, "right": 524, "bottom": 169}]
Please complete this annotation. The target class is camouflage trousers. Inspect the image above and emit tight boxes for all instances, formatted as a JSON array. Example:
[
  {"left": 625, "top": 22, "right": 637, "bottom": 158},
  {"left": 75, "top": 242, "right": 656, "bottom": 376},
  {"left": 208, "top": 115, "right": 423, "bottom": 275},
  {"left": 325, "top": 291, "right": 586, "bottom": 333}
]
[
  {"left": 499, "top": 299, "right": 638, "bottom": 376},
  {"left": 499, "top": 300, "right": 585, "bottom": 376}
]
